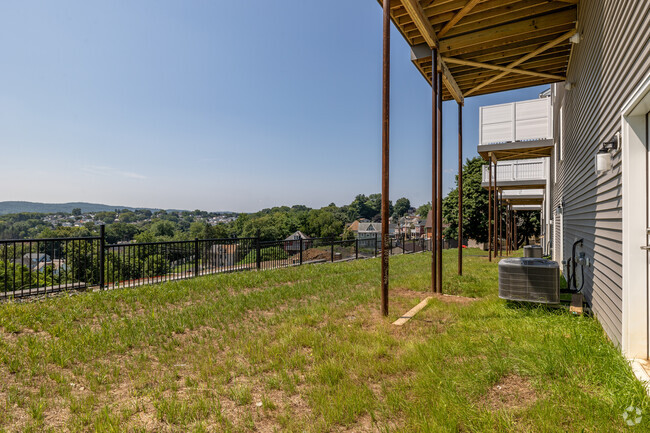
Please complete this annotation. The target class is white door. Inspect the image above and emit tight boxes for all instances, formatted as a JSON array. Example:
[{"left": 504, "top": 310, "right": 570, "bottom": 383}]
[{"left": 621, "top": 78, "right": 650, "bottom": 359}]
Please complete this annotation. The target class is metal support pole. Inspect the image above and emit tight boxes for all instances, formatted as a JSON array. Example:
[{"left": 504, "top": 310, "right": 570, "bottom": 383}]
[
  {"left": 300, "top": 237, "right": 303, "bottom": 265},
  {"left": 509, "top": 205, "right": 513, "bottom": 255},
  {"left": 499, "top": 189, "right": 503, "bottom": 257},
  {"left": 494, "top": 162, "right": 498, "bottom": 258},
  {"left": 506, "top": 205, "right": 509, "bottom": 255},
  {"left": 380, "top": 0, "right": 391, "bottom": 316},
  {"left": 510, "top": 205, "right": 517, "bottom": 253},
  {"left": 513, "top": 211, "right": 519, "bottom": 251},
  {"left": 508, "top": 203, "right": 513, "bottom": 255},
  {"left": 194, "top": 238, "right": 200, "bottom": 277},
  {"left": 488, "top": 158, "right": 492, "bottom": 261},
  {"left": 331, "top": 238, "right": 334, "bottom": 262},
  {"left": 256, "top": 230, "right": 261, "bottom": 270},
  {"left": 436, "top": 71, "right": 443, "bottom": 294},
  {"left": 99, "top": 224, "right": 105, "bottom": 290},
  {"left": 355, "top": 238, "right": 359, "bottom": 260},
  {"left": 431, "top": 49, "right": 438, "bottom": 293},
  {"left": 457, "top": 102, "right": 463, "bottom": 276}
]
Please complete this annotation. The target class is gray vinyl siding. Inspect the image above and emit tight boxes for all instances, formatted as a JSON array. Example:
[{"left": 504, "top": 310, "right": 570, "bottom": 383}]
[{"left": 552, "top": 0, "right": 650, "bottom": 346}]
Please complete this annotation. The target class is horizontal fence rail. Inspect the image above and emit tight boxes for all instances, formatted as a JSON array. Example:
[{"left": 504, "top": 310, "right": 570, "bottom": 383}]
[{"left": 0, "top": 231, "right": 432, "bottom": 300}]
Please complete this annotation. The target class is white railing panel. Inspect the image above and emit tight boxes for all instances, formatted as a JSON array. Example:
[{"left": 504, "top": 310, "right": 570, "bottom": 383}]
[
  {"left": 515, "top": 99, "right": 551, "bottom": 141},
  {"left": 482, "top": 159, "right": 547, "bottom": 183},
  {"left": 480, "top": 103, "right": 514, "bottom": 144},
  {"left": 479, "top": 98, "right": 551, "bottom": 145}
]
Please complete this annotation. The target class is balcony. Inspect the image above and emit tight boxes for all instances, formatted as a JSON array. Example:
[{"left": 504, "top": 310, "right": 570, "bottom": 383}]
[
  {"left": 481, "top": 158, "right": 547, "bottom": 190},
  {"left": 512, "top": 204, "right": 542, "bottom": 211},
  {"left": 500, "top": 189, "right": 544, "bottom": 205},
  {"left": 478, "top": 98, "right": 554, "bottom": 161}
]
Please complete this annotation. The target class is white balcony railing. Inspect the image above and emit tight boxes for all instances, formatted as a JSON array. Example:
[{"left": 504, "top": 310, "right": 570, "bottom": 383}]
[
  {"left": 501, "top": 189, "right": 544, "bottom": 200},
  {"left": 482, "top": 159, "right": 547, "bottom": 184},
  {"left": 478, "top": 98, "right": 552, "bottom": 145}
]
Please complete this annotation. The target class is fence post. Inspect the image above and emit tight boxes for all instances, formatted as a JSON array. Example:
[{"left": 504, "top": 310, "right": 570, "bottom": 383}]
[
  {"left": 374, "top": 233, "right": 378, "bottom": 257},
  {"left": 99, "top": 224, "right": 105, "bottom": 290},
  {"left": 331, "top": 238, "right": 334, "bottom": 262},
  {"left": 403, "top": 233, "right": 405, "bottom": 254},
  {"left": 355, "top": 238, "right": 359, "bottom": 260},
  {"left": 299, "top": 237, "right": 303, "bottom": 265},
  {"left": 256, "top": 230, "right": 261, "bottom": 270},
  {"left": 194, "top": 238, "right": 200, "bottom": 277}
]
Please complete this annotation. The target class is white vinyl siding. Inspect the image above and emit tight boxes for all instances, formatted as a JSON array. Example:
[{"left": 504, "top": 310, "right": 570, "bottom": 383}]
[{"left": 552, "top": 0, "right": 650, "bottom": 346}]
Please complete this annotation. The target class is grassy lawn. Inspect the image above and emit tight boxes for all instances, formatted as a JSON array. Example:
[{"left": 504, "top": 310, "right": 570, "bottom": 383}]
[{"left": 0, "top": 249, "right": 648, "bottom": 432}]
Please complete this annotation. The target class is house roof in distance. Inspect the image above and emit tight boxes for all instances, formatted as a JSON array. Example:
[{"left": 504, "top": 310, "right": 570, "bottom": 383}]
[{"left": 284, "top": 231, "right": 312, "bottom": 241}]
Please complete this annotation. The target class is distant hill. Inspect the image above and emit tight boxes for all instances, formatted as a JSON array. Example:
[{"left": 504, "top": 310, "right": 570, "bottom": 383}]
[{"left": 0, "top": 201, "right": 176, "bottom": 215}]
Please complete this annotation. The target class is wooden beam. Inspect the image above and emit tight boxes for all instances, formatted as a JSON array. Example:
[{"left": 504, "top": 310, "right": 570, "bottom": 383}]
[
  {"left": 466, "top": 28, "right": 577, "bottom": 96},
  {"left": 400, "top": 0, "right": 439, "bottom": 49},
  {"left": 439, "top": 54, "right": 464, "bottom": 104},
  {"left": 442, "top": 56, "right": 566, "bottom": 80},
  {"left": 437, "top": 0, "right": 481, "bottom": 38},
  {"left": 439, "top": 9, "right": 577, "bottom": 55},
  {"left": 392, "top": 297, "right": 433, "bottom": 325},
  {"left": 401, "top": 0, "right": 464, "bottom": 104},
  {"left": 432, "top": 0, "right": 571, "bottom": 39}
]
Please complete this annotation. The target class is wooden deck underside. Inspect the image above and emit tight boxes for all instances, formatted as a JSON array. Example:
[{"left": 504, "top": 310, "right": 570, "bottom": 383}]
[{"left": 380, "top": 0, "right": 578, "bottom": 102}]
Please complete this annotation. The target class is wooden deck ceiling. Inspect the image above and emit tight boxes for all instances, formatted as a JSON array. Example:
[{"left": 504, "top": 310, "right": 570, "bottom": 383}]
[{"left": 383, "top": 0, "right": 578, "bottom": 102}]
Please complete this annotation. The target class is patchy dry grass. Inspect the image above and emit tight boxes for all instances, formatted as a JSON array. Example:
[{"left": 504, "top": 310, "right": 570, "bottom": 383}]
[{"left": 0, "top": 249, "right": 647, "bottom": 432}]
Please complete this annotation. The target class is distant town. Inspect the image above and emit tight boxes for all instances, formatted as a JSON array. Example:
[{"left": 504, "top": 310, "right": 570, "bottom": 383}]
[{"left": 0, "top": 158, "right": 540, "bottom": 247}]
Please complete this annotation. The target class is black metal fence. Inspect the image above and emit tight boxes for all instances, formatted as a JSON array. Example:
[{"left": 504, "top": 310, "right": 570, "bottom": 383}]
[{"left": 0, "top": 228, "right": 430, "bottom": 299}]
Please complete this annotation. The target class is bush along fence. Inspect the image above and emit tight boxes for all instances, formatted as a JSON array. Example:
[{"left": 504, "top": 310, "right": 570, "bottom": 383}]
[{"left": 0, "top": 226, "right": 431, "bottom": 299}]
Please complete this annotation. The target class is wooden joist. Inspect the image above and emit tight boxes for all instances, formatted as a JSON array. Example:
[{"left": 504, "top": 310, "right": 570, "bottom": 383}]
[
  {"left": 442, "top": 56, "right": 566, "bottom": 80},
  {"left": 400, "top": 0, "right": 464, "bottom": 104},
  {"left": 439, "top": 9, "right": 577, "bottom": 55},
  {"left": 437, "top": 0, "right": 481, "bottom": 38},
  {"left": 380, "top": 0, "right": 577, "bottom": 100},
  {"left": 435, "top": 1, "right": 573, "bottom": 39},
  {"left": 400, "top": 0, "right": 440, "bottom": 49},
  {"left": 439, "top": 54, "right": 464, "bottom": 104},
  {"left": 465, "top": 28, "right": 577, "bottom": 96}
]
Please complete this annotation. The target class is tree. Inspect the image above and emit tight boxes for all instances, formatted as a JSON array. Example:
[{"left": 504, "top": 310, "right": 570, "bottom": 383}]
[
  {"left": 416, "top": 203, "right": 431, "bottom": 219},
  {"left": 442, "top": 157, "right": 540, "bottom": 245},
  {"left": 71, "top": 208, "right": 82, "bottom": 216},
  {"left": 393, "top": 198, "right": 411, "bottom": 219},
  {"left": 516, "top": 210, "right": 540, "bottom": 247},
  {"left": 442, "top": 157, "right": 490, "bottom": 243},
  {"left": 106, "top": 222, "right": 140, "bottom": 244},
  {"left": 304, "top": 209, "right": 344, "bottom": 238}
]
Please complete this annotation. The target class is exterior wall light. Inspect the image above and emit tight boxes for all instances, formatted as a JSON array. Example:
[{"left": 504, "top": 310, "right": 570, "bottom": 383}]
[
  {"left": 569, "top": 32, "right": 582, "bottom": 44},
  {"left": 565, "top": 81, "right": 573, "bottom": 91},
  {"left": 595, "top": 133, "right": 619, "bottom": 175}
]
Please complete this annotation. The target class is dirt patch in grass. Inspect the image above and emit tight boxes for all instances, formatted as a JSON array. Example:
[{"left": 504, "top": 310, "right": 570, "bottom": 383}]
[
  {"left": 480, "top": 374, "right": 537, "bottom": 411},
  {"left": 287, "top": 248, "right": 331, "bottom": 264},
  {"left": 391, "top": 287, "right": 429, "bottom": 299},
  {"left": 432, "top": 293, "right": 477, "bottom": 305}
]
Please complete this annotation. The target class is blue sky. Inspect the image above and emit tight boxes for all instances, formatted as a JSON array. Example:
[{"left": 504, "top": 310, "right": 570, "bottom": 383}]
[{"left": 0, "top": 1, "right": 548, "bottom": 213}]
